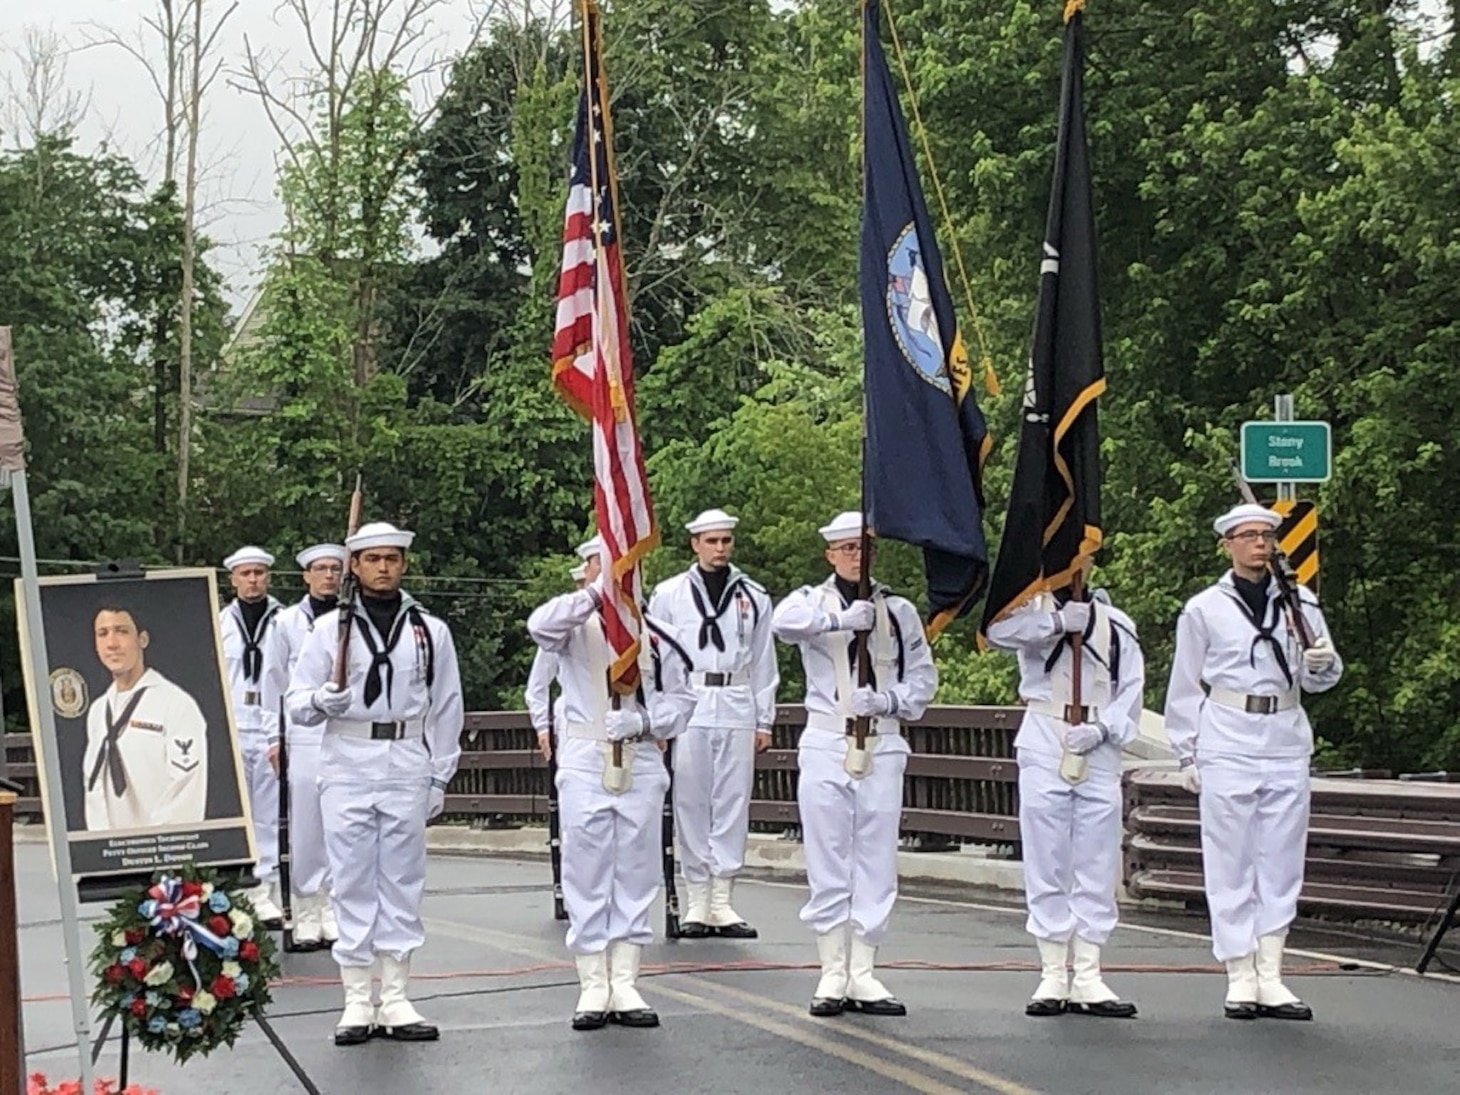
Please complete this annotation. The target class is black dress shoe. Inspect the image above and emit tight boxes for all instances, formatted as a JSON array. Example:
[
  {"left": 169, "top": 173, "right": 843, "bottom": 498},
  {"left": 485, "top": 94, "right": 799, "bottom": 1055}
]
[
  {"left": 1025, "top": 998, "right": 1067, "bottom": 1018},
  {"left": 1257, "top": 1001, "right": 1313, "bottom": 1021},
  {"left": 809, "top": 997, "right": 844, "bottom": 1018},
  {"left": 261, "top": 918, "right": 286, "bottom": 933},
  {"left": 677, "top": 921, "right": 711, "bottom": 939},
  {"left": 377, "top": 1021, "right": 439, "bottom": 1042},
  {"left": 286, "top": 938, "right": 332, "bottom": 954},
  {"left": 572, "top": 1010, "right": 609, "bottom": 1031},
  {"left": 1068, "top": 1000, "right": 1138, "bottom": 1019},
  {"left": 713, "top": 921, "right": 759, "bottom": 940},
  {"left": 334, "top": 1025, "right": 372, "bottom": 1047},
  {"left": 608, "top": 1008, "right": 660, "bottom": 1028},
  {"left": 1224, "top": 1001, "right": 1260, "bottom": 1020},
  {"left": 843, "top": 996, "right": 908, "bottom": 1017}
]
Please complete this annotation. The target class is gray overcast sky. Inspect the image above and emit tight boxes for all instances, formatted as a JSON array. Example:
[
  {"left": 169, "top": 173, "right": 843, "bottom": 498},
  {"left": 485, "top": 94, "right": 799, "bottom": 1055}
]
[{"left": 0, "top": 0, "right": 524, "bottom": 312}]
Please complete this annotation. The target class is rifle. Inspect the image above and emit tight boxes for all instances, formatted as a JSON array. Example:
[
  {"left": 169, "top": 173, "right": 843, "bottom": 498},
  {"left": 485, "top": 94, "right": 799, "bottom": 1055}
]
[
  {"left": 546, "top": 691, "right": 568, "bottom": 921},
  {"left": 1227, "top": 459, "right": 1315, "bottom": 650},
  {"left": 332, "top": 474, "right": 364, "bottom": 687},
  {"left": 276, "top": 698, "right": 298, "bottom": 953},
  {"left": 661, "top": 739, "right": 681, "bottom": 940}
]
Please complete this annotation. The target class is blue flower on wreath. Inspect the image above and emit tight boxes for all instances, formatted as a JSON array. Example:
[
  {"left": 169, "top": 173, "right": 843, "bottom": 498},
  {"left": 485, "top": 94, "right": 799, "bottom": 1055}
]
[
  {"left": 178, "top": 1008, "right": 202, "bottom": 1030},
  {"left": 144, "top": 991, "right": 162, "bottom": 1008},
  {"left": 136, "top": 901, "right": 151, "bottom": 917},
  {"left": 120, "top": 947, "right": 138, "bottom": 963},
  {"left": 207, "top": 892, "right": 231, "bottom": 914},
  {"left": 146, "top": 1015, "right": 167, "bottom": 1034},
  {"left": 233, "top": 973, "right": 250, "bottom": 994},
  {"left": 220, "top": 937, "right": 240, "bottom": 958},
  {"left": 119, "top": 993, "right": 137, "bottom": 1009}
]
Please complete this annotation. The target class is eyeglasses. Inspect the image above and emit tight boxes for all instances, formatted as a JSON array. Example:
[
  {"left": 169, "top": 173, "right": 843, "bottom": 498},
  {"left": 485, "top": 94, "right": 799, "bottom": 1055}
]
[
  {"left": 829, "top": 544, "right": 865, "bottom": 556},
  {"left": 1226, "top": 530, "right": 1278, "bottom": 544}
]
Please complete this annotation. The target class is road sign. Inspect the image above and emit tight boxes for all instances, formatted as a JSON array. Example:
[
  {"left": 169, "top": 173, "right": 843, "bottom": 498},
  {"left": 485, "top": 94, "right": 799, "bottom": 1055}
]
[
  {"left": 1269, "top": 499, "right": 1318, "bottom": 590},
  {"left": 1241, "top": 420, "right": 1331, "bottom": 482}
]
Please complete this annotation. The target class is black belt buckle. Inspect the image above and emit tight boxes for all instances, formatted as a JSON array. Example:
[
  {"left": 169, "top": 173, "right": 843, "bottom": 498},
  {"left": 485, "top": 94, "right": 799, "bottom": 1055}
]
[
  {"left": 1062, "top": 703, "right": 1088, "bottom": 724},
  {"left": 1245, "top": 695, "right": 1278, "bottom": 715},
  {"left": 243, "top": 690, "right": 261, "bottom": 707},
  {"left": 370, "top": 721, "right": 403, "bottom": 741},
  {"left": 704, "top": 672, "right": 729, "bottom": 687}
]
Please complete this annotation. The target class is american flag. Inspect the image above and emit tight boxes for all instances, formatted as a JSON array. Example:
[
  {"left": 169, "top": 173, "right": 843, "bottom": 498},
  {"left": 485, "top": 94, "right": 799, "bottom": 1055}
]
[{"left": 551, "top": 0, "right": 658, "bottom": 690}]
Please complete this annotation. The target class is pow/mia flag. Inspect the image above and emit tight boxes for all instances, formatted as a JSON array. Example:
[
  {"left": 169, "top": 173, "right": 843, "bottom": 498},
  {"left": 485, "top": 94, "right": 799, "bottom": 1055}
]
[{"left": 980, "top": 6, "right": 1104, "bottom": 638}]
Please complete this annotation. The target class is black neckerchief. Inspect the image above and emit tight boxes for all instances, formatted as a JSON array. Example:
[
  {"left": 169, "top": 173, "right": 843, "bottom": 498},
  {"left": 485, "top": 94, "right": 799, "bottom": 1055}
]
[
  {"left": 88, "top": 686, "right": 150, "bottom": 796},
  {"left": 234, "top": 598, "right": 275, "bottom": 683},
  {"left": 689, "top": 566, "right": 735, "bottom": 651},
  {"left": 1041, "top": 591, "right": 1110, "bottom": 678},
  {"left": 1225, "top": 575, "right": 1294, "bottom": 688},
  {"left": 358, "top": 591, "right": 405, "bottom": 706},
  {"left": 307, "top": 594, "right": 338, "bottom": 621}
]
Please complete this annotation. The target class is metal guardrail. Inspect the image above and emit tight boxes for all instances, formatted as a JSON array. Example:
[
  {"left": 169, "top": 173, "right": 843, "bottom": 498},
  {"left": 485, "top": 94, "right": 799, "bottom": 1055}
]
[
  {"left": 0, "top": 704, "right": 1026, "bottom": 856},
  {"left": 1124, "top": 768, "right": 1460, "bottom": 923}
]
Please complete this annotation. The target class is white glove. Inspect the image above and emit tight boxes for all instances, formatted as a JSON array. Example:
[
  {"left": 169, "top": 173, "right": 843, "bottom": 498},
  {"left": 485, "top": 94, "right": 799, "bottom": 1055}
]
[
  {"left": 832, "top": 600, "right": 876, "bottom": 632},
  {"left": 1303, "top": 637, "right": 1335, "bottom": 674},
  {"left": 605, "top": 709, "right": 648, "bottom": 742},
  {"left": 850, "top": 686, "right": 893, "bottom": 718},
  {"left": 1064, "top": 721, "right": 1107, "bottom": 755},
  {"left": 427, "top": 785, "right": 445, "bottom": 820},
  {"left": 312, "top": 683, "right": 353, "bottom": 717},
  {"left": 1179, "top": 764, "right": 1201, "bottom": 794},
  {"left": 1056, "top": 600, "right": 1091, "bottom": 634}
]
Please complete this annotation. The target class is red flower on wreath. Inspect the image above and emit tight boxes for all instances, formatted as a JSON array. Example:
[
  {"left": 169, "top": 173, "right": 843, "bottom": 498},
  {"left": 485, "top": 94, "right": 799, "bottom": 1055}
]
[
  {"left": 207, "top": 915, "right": 230, "bottom": 937},
  {"left": 129, "top": 999, "right": 147, "bottom": 1017},
  {"left": 123, "top": 928, "right": 146, "bottom": 946},
  {"left": 181, "top": 880, "right": 204, "bottom": 899},
  {"left": 211, "top": 975, "right": 236, "bottom": 1000},
  {"left": 177, "top": 983, "right": 194, "bottom": 1002},
  {"left": 104, "top": 965, "right": 125, "bottom": 985},
  {"left": 126, "top": 958, "right": 147, "bottom": 980},
  {"left": 239, "top": 941, "right": 259, "bottom": 962}
]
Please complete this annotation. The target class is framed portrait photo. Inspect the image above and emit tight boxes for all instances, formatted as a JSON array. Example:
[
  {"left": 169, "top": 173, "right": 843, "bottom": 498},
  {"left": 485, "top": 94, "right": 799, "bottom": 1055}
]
[{"left": 15, "top": 568, "right": 257, "bottom": 887}]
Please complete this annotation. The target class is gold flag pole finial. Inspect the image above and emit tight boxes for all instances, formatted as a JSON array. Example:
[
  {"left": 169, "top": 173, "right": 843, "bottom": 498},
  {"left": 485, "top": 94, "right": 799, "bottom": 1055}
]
[{"left": 1064, "top": 0, "right": 1086, "bottom": 24}]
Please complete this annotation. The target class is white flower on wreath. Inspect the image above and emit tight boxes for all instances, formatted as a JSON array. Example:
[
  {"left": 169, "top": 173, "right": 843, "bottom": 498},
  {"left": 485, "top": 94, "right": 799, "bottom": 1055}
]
[
  {"left": 228, "top": 909, "right": 254, "bottom": 938},
  {"left": 111, "top": 931, "right": 128, "bottom": 948},
  {"left": 143, "top": 961, "right": 174, "bottom": 987},
  {"left": 193, "top": 990, "right": 217, "bottom": 1015},
  {"left": 201, "top": 883, "right": 215, "bottom": 898},
  {"left": 222, "top": 961, "right": 242, "bottom": 979}
]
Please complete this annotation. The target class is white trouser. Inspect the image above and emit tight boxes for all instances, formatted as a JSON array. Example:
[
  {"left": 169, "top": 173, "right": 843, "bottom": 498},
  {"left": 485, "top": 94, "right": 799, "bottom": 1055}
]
[
  {"left": 557, "top": 760, "right": 670, "bottom": 954},
  {"left": 797, "top": 743, "right": 906, "bottom": 945},
  {"left": 286, "top": 727, "right": 329, "bottom": 896},
  {"left": 239, "top": 730, "right": 279, "bottom": 883},
  {"left": 318, "top": 734, "right": 432, "bottom": 968},
  {"left": 1017, "top": 750, "right": 1123, "bottom": 945},
  {"left": 674, "top": 724, "right": 756, "bottom": 883},
  {"left": 1198, "top": 757, "right": 1310, "bottom": 962}
]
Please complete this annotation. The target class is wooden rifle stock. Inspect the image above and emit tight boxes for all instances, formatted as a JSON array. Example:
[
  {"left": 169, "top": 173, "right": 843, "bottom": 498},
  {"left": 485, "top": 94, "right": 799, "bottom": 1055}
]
[{"left": 331, "top": 474, "right": 364, "bottom": 688}]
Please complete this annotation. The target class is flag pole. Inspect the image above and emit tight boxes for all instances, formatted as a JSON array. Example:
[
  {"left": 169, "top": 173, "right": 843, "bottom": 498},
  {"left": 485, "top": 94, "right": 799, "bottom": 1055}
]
[{"left": 850, "top": 0, "right": 874, "bottom": 755}]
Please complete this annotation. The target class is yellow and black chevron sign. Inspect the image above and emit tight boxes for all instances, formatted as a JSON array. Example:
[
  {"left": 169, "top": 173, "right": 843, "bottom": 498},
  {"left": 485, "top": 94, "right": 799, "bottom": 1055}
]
[{"left": 1269, "top": 500, "right": 1318, "bottom": 590}]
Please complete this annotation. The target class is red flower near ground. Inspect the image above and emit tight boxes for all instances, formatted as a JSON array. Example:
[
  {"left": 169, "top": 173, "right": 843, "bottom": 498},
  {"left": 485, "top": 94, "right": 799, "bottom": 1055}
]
[
  {"left": 207, "top": 915, "right": 230, "bottom": 937},
  {"left": 129, "top": 999, "right": 147, "bottom": 1017},
  {"left": 210, "top": 975, "right": 236, "bottom": 1000},
  {"left": 239, "top": 941, "right": 260, "bottom": 962},
  {"left": 126, "top": 958, "right": 146, "bottom": 980}
]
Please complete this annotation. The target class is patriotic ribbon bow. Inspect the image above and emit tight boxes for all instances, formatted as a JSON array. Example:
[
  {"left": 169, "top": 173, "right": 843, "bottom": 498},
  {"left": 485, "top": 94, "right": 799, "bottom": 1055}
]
[{"left": 139, "top": 875, "right": 229, "bottom": 989}]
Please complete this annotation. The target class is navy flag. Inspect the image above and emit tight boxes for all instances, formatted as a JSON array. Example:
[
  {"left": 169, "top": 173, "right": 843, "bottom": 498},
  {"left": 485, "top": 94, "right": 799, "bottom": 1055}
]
[
  {"left": 980, "top": 4, "right": 1105, "bottom": 638},
  {"left": 861, "top": 0, "right": 990, "bottom": 638}
]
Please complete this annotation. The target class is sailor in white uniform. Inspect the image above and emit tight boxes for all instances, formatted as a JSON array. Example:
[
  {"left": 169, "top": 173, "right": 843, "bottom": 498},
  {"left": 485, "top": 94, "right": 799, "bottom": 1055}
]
[
  {"left": 527, "top": 540, "right": 698, "bottom": 1032},
  {"left": 1165, "top": 502, "right": 1342, "bottom": 1021},
  {"left": 648, "top": 508, "right": 778, "bottom": 938},
  {"left": 286, "top": 522, "right": 464, "bottom": 1046},
  {"left": 261, "top": 542, "right": 348, "bottom": 947},
  {"left": 83, "top": 602, "right": 208, "bottom": 831},
  {"left": 220, "top": 545, "right": 285, "bottom": 923},
  {"left": 771, "top": 511, "right": 937, "bottom": 1018},
  {"left": 986, "top": 581, "right": 1143, "bottom": 1018}
]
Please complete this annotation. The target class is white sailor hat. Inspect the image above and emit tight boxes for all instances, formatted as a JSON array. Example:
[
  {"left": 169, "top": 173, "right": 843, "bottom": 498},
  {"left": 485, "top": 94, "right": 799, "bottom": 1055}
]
[
  {"left": 575, "top": 535, "right": 605, "bottom": 561},
  {"left": 570, "top": 562, "right": 589, "bottom": 582},
  {"left": 1214, "top": 503, "right": 1281, "bottom": 538},
  {"left": 685, "top": 508, "right": 738, "bottom": 535},
  {"left": 223, "top": 546, "right": 274, "bottom": 571},
  {"left": 818, "top": 510, "right": 866, "bottom": 543},
  {"left": 345, "top": 521, "right": 415, "bottom": 552},
  {"left": 296, "top": 543, "right": 348, "bottom": 569}
]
